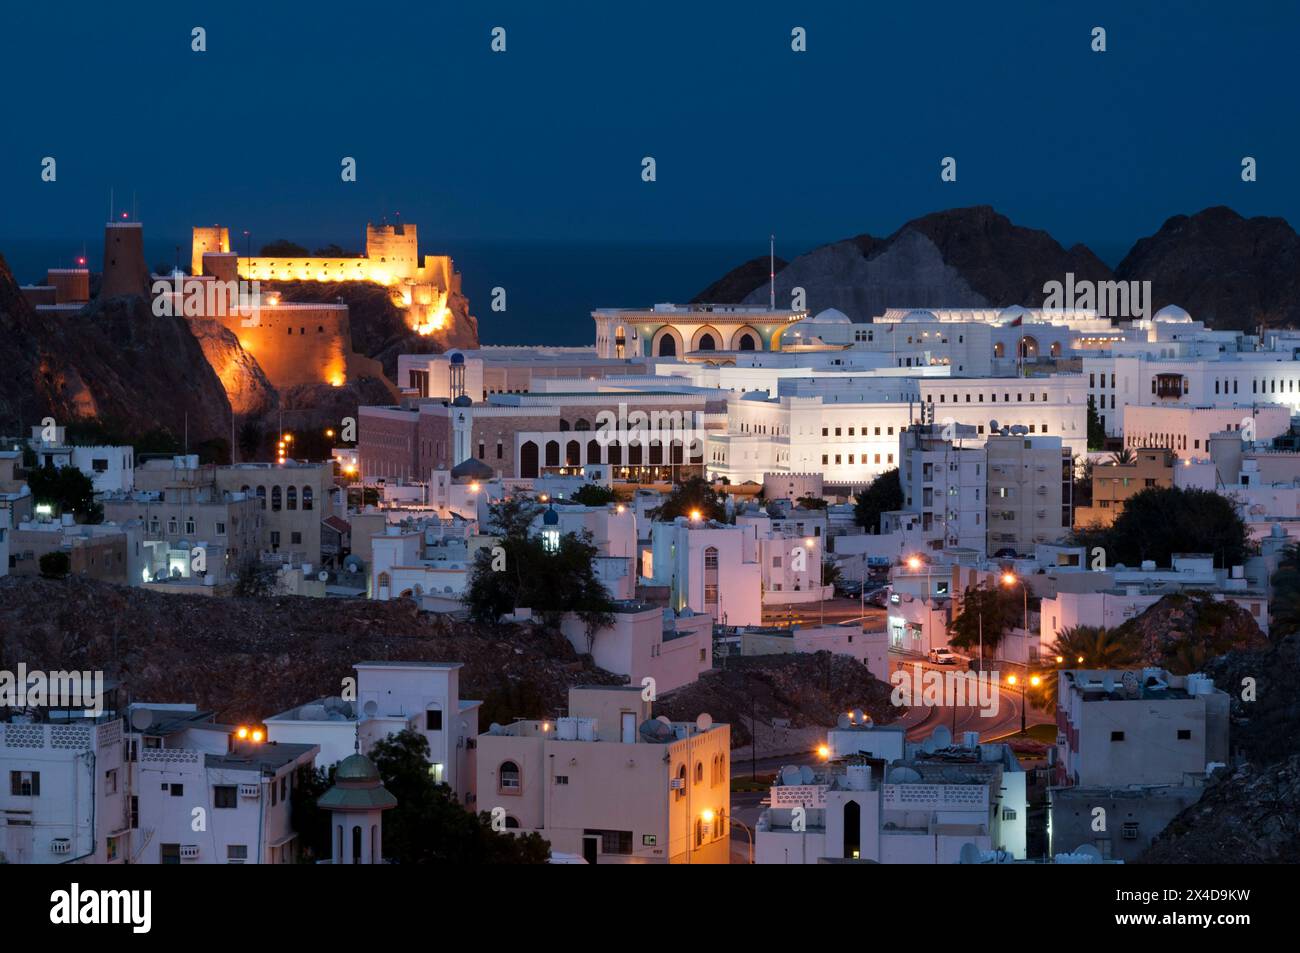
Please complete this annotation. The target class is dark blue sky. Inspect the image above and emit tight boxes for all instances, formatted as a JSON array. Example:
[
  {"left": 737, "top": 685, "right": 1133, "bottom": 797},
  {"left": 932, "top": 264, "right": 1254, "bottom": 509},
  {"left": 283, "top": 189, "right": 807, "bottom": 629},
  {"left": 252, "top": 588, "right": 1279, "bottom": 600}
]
[{"left": 3, "top": 0, "right": 1298, "bottom": 254}]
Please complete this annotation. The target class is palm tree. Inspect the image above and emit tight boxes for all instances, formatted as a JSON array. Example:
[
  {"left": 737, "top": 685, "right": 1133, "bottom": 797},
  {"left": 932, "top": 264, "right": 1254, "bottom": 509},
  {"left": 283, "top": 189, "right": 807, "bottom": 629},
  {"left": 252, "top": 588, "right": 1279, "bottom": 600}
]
[
  {"left": 1029, "top": 625, "right": 1142, "bottom": 712},
  {"left": 1108, "top": 448, "right": 1136, "bottom": 466}
]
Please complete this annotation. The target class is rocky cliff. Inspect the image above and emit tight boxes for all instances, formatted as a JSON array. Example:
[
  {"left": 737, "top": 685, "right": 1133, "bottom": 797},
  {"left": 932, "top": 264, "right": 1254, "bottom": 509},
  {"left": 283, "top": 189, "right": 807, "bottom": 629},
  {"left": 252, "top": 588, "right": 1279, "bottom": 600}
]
[
  {"left": 1115, "top": 206, "right": 1300, "bottom": 330},
  {"left": 699, "top": 205, "right": 1300, "bottom": 331},
  {"left": 0, "top": 253, "right": 234, "bottom": 446}
]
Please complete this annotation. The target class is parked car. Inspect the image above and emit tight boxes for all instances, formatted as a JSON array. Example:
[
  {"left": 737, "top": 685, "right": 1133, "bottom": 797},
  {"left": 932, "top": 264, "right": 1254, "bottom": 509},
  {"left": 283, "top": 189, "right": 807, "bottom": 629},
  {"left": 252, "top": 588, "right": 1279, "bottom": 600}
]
[
  {"left": 928, "top": 647, "right": 959, "bottom": 665},
  {"left": 835, "top": 580, "right": 863, "bottom": 598},
  {"left": 864, "top": 586, "right": 891, "bottom": 608}
]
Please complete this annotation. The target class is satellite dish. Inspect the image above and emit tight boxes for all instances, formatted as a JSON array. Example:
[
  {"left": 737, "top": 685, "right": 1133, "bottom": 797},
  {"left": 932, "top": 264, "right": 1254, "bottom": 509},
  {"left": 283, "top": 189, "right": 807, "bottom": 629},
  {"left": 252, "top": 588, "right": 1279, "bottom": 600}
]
[
  {"left": 989, "top": 420, "right": 1000, "bottom": 432},
  {"left": 1102, "top": 675, "right": 1116, "bottom": 694},
  {"left": 921, "top": 737, "right": 937, "bottom": 754},
  {"left": 932, "top": 725, "right": 952, "bottom": 749},
  {"left": 780, "top": 766, "right": 803, "bottom": 786},
  {"left": 1073, "top": 844, "right": 1103, "bottom": 863},
  {"left": 836, "top": 713, "right": 852, "bottom": 729},
  {"left": 1122, "top": 671, "right": 1140, "bottom": 698},
  {"left": 362, "top": 700, "right": 378, "bottom": 717},
  {"left": 958, "top": 842, "right": 983, "bottom": 865},
  {"left": 799, "top": 765, "right": 816, "bottom": 783},
  {"left": 887, "top": 766, "right": 922, "bottom": 784},
  {"left": 695, "top": 712, "right": 713, "bottom": 732},
  {"left": 851, "top": 708, "right": 865, "bottom": 725},
  {"left": 317, "top": 570, "right": 329, "bottom": 581},
  {"left": 130, "top": 709, "right": 154, "bottom": 731}
]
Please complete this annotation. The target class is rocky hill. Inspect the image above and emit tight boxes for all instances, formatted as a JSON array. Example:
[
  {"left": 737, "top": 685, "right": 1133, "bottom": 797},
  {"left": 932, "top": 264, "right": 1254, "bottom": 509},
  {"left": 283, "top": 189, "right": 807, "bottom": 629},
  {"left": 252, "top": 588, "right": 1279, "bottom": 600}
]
[
  {"left": 1139, "top": 632, "right": 1300, "bottom": 863},
  {"left": 0, "top": 253, "right": 234, "bottom": 446},
  {"left": 0, "top": 575, "right": 619, "bottom": 728},
  {"left": 698, "top": 205, "right": 1300, "bottom": 331},
  {"left": 1115, "top": 206, "right": 1300, "bottom": 331}
]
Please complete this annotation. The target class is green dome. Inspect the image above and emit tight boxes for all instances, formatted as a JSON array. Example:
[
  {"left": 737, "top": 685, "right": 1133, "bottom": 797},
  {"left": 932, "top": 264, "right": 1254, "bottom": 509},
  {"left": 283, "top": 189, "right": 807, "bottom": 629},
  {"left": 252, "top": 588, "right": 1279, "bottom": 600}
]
[{"left": 335, "top": 753, "right": 380, "bottom": 782}]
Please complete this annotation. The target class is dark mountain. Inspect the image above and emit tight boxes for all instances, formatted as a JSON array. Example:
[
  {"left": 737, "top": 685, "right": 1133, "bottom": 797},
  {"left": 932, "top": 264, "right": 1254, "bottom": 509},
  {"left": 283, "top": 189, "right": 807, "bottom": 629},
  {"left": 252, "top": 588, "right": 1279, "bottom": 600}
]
[
  {"left": 1115, "top": 206, "right": 1300, "bottom": 331},
  {"left": 0, "top": 253, "right": 233, "bottom": 446},
  {"left": 697, "top": 205, "right": 1300, "bottom": 332},
  {"left": 695, "top": 207, "right": 1113, "bottom": 321},
  {"left": 691, "top": 254, "right": 786, "bottom": 305}
]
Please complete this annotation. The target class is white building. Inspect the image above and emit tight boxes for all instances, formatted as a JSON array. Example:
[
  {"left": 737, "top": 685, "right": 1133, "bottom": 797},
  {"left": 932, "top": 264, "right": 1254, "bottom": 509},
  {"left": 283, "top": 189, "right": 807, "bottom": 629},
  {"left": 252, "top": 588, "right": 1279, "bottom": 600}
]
[
  {"left": 558, "top": 602, "right": 713, "bottom": 695},
  {"left": 1054, "top": 669, "right": 1230, "bottom": 788},
  {"left": 755, "top": 727, "right": 1027, "bottom": 864},
  {"left": 265, "top": 661, "right": 480, "bottom": 808},
  {"left": 645, "top": 518, "right": 763, "bottom": 625},
  {"left": 27, "top": 424, "right": 134, "bottom": 494}
]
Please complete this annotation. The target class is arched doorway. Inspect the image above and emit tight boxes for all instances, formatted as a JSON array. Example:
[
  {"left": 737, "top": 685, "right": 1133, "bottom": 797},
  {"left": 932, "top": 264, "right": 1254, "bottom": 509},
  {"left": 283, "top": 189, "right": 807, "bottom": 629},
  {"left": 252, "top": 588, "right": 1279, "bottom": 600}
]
[
  {"left": 545, "top": 440, "right": 560, "bottom": 468},
  {"left": 520, "top": 441, "right": 539, "bottom": 479},
  {"left": 737, "top": 332, "right": 756, "bottom": 350},
  {"left": 843, "top": 799, "right": 861, "bottom": 859}
]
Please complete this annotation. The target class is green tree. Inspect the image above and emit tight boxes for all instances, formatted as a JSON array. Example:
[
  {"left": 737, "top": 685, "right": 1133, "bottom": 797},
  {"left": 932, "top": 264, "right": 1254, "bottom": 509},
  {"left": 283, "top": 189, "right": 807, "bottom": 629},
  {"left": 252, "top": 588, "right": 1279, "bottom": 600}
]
[
  {"left": 466, "top": 500, "right": 615, "bottom": 641},
  {"left": 1072, "top": 456, "right": 1093, "bottom": 509},
  {"left": 368, "top": 729, "right": 550, "bottom": 864},
  {"left": 651, "top": 475, "right": 727, "bottom": 522},
  {"left": 570, "top": 484, "right": 617, "bottom": 507},
  {"left": 260, "top": 239, "right": 309, "bottom": 256},
  {"left": 289, "top": 765, "right": 333, "bottom": 862},
  {"left": 1268, "top": 543, "right": 1300, "bottom": 644},
  {"left": 1077, "top": 486, "right": 1251, "bottom": 570},
  {"left": 39, "top": 551, "right": 70, "bottom": 579},
  {"left": 1029, "top": 625, "right": 1141, "bottom": 711},
  {"left": 1108, "top": 448, "right": 1136, "bottom": 466},
  {"left": 853, "top": 468, "right": 902, "bottom": 533},
  {"left": 948, "top": 582, "right": 1023, "bottom": 665},
  {"left": 796, "top": 495, "right": 828, "bottom": 510},
  {"left": 27, "top": 464, "right": 101, "bottom": 522},
  {"left": 1086, "top": 396, "right": 1106, "bottom": 451},
  {"left": 820, "top": 557, "right": 842, "bottom": 591}
]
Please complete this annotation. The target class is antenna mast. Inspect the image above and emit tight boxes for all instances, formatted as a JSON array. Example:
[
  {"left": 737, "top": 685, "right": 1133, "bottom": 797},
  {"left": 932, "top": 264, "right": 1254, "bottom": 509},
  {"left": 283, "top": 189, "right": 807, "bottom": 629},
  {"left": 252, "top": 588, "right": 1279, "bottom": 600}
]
[{"left": 769, "top": 234, "right": 775, "bottom": 311}]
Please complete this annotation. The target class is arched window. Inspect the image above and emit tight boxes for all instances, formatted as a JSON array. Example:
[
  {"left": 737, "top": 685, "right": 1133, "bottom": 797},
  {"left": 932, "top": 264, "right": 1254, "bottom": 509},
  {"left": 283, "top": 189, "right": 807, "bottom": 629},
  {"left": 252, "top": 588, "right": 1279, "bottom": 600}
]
[
  {"left": 499, "top": 761, "right": 521, "bottom": 794},
  {"left": 302, "top": 485, "right": 313, "bottom": 510},
  {"left": 545, "top": 440, "right": 560, "bottom": 468},
  {"left": 658, "top": 334, "right": 677, "bottom": 357},
  {"left": 287, "top": 485, "right": 297, "bottom": 510},
  {"left": 738, "top": 332, "right": 756, "bottom": 351},
  {"left": 993, "top": 342, "right": 1006, "bottom": 359},
  {"left": 371, "top": 824, "right": 378, "bottom": 863},
  {"left": 675, "top": 764, "right": 687, "bottom": 801},
  {"left": 377, "top": 572, "right": 391, "bottom": 592},
  {"left": 520, "top": 441, "right": 539, "bottom": 479},
  {"left": 559, "top": 419, "right": 570, "bottom": 432},
  {"left": 574, "top": 418, "right": 591, "bottom": 431},
  {"left": 566, "top": 440, "right": 581, "bottom": 467},
  {"left": 271, "top": 486, "right": 282, "bottom": 511},
  {"left": 352, "top": 825, "right": 362, "bottom": 864},
  {"left": 587, "top": 439, "right": 602, "bottom": 465},
  {"left": 256, "top": 485, "right": 266, "bottom": 510},
  {"left": 504, "top": 816, "right": 520, "bottom": 829},
  {"left": 698, "top": 333, "right": 716, "bottom": 351},
  {"left": 696, "top": 761, "right": 704, "bottom": 783}
]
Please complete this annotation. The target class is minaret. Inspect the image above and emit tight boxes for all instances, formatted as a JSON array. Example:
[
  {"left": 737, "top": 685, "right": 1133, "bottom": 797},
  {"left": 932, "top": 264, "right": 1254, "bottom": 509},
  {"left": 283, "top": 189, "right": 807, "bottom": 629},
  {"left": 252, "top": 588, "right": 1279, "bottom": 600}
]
[{"left": 317, "top": 752, "right": 397, "bottom": 864}]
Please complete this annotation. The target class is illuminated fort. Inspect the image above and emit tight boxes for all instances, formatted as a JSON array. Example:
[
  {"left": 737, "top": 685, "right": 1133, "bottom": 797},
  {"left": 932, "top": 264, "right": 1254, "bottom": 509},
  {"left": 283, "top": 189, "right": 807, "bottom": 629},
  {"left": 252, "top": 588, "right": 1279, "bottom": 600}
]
[{"left": 191, "top": 222, "right": 460, "bottom": 335}]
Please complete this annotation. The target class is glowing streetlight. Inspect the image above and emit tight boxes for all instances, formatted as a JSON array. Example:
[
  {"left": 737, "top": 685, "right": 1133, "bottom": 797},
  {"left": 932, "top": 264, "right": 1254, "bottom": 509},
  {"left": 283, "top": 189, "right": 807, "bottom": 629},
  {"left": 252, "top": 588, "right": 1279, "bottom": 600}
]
[
  {"left": 906, "top": 556, "right": 922, "bottom": 571},
  {"left": 468, "top": 482, "right": 480, "bottom": 493},
  {"left": 816, "top": 744, "right": 830, "bottom": 760},
  {"left": 325, "top": 428, "right": 335, "bottom": 438},
  {"left": 1055, "top": 655, "right": 1064, "bottom": 664},
  {"left": 236, "top": 726, "right": 249, "bottom": 740},
  {"left": 250, "top": 729, "right": 264, "bottom": 743},
  {"left": 701, "top": 808, "right": 715, "bottom": 824},
  {"left": 690, "top": 509, "right": 702, "bottom": 521}
]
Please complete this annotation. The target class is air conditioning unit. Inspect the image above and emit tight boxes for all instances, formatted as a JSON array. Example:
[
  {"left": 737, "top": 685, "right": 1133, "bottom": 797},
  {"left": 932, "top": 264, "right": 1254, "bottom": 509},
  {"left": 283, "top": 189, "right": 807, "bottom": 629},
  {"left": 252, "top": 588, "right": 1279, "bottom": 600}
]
[
  {"left": 50, "top": 838, "right": 72, "bottom": 855},
  {"left": 239, "top": 784, "right": 260, "bottom": 798},
  {"left": 180, "top": 844, "right": 201, "bottom": 859}
]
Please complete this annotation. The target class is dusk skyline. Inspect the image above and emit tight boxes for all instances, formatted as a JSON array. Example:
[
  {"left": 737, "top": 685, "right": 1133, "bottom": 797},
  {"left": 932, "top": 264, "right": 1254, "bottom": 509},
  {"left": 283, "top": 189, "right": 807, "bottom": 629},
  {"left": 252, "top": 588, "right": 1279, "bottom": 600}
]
[{"left": 3, "top": 1, "right": 1298, "bottom": 254}]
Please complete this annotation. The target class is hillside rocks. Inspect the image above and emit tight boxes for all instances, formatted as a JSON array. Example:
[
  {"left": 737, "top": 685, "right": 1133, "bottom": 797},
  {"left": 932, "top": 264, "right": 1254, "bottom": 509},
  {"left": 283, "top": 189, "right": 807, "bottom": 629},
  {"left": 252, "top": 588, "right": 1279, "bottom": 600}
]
[
  {"left": 1115, "top": 206, "right": 1300, "bottom": 331},
  {"left": 0, "top": 575, "right": 618, "bottom": 729},
  {"left": 265, "top": 279, "right": 479, "bottom": 381},
  {"left": 699, "top": 204, "right": 1300, "bottom": 332},
  {"left": 0, "top": 254, "right": 233, "bottom": 445},
  {"left": 701, "top": 207, "right": 1113, "bottom": 321},
  {"left": 655, "top": 652, "right": 899, "bottom": 748},
  {"left": 1117, "top": 593, "right": 1268, "bottom": 673},
  {"left": 187, "top": 317, "right": 279, "bottom": 417}
]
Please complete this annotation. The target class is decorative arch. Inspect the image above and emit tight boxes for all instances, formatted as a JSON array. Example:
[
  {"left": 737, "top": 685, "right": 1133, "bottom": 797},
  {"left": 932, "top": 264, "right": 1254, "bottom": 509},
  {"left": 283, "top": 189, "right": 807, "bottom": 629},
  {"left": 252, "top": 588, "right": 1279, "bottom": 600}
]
[
  {"left": 730, "top": 325, "right": 760, "bottom": 351},
  {"left": 565, "top": 440, "right": 581, "bottom": 467},
  {"left": 520, "top": 441, "right": 539, "bottom": 479},
  {"left": 1018, "top": 335, "right": 1039, "bottom": 360},
  {"left": 586, "top": 439, "right": 602, "bottom": 465},
  {"left": 545, "top": 440, "right": 560, "bottom": 468},
  {"left": 1049, "top": 340, "right": 1062, "bottom": 358},
  {"left": 993, "top": 341, "right": 1006, "bottom": 359},
  {"left": 691, "top": 325, "right": 722, "bottom": 352},
  {"left": 653, "top": 326, "right": 684, "bottom": 357}
]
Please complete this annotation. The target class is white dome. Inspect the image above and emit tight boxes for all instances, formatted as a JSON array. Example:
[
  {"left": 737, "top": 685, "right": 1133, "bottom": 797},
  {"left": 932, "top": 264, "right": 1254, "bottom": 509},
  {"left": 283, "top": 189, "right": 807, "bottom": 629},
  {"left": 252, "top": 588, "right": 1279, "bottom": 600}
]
[
  {"left": 1153, "top": 304, "right": 1193, "bottom": 324},
  {"left": 901, "top": 309, "right": 935, "bottom": 324},
  {"left": 810, "top": 308, "right": 851, "bottom": 324}
]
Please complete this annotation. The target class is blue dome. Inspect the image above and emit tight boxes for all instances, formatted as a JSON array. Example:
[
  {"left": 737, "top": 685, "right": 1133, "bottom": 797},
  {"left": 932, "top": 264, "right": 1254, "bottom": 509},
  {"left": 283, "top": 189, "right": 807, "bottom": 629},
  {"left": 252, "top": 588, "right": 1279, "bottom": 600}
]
[
  {"left": 450, "top": 352, "right": 465, "bottom": 364},
  {"left": 542, "top": 505, "right": 559, "bottom": 525}
]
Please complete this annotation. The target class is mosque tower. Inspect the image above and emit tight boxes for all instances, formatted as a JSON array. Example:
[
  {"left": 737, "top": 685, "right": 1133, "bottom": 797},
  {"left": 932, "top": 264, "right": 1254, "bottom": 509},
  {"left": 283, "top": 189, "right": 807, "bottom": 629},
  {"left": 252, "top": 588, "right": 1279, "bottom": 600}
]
[{"left": 317, "top": 752, "right": 397, "bottom": 864}]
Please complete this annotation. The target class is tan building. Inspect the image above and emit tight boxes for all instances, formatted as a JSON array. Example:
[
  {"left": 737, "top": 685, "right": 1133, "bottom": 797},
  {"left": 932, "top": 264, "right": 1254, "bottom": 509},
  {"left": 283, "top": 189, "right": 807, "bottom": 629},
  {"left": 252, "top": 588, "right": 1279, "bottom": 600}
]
[
  {"left": 477, "top": 686, "right": 731, "bottom": 864},
  {"left": 1074, "top": 449, "right": 1175, "bottom": 529},
  {"left": 986, "top": 433, "right": 1073, "bottom": 555},
  {"left": 8, "top": 518, "right": 130, "bottom": 583},
  {"left": 216, "top": 462, "right": 334, "bottom": 566},
  {"left": 103, "top": 488, "right": 260, "bottom": 571}
]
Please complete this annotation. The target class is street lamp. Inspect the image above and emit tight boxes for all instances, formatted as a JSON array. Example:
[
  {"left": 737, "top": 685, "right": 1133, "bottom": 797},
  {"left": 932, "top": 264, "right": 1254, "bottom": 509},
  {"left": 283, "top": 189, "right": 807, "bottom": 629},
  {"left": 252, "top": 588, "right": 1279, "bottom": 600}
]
[
  {"left": 1001, "top": 572, "right": 1029, "bottom": 641},
  {"left": 1006, "top": 674, "right": 1041, "bottom": 734}
]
